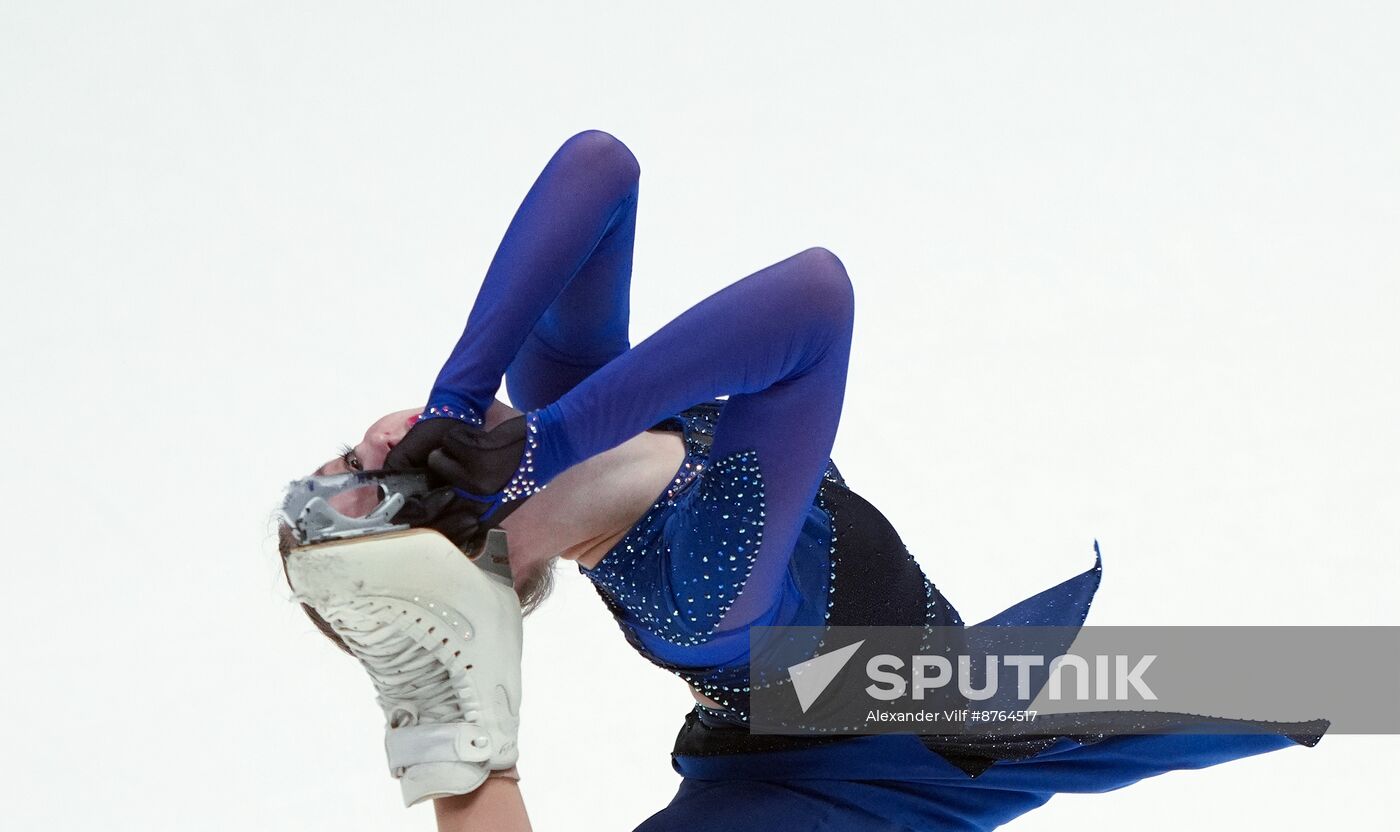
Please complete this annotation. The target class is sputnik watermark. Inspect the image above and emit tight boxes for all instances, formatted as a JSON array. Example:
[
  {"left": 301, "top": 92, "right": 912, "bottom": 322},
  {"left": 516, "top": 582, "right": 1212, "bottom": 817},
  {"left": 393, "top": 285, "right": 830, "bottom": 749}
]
[
  {"left": 752, "top": 626, "right": 1398, "bottom": 736},
  {"left": 865, "top": 653, "right": 1157, "bottom": 703},
  {"left": 790, "top": 644, "right": 1157, "bottom": 714}
]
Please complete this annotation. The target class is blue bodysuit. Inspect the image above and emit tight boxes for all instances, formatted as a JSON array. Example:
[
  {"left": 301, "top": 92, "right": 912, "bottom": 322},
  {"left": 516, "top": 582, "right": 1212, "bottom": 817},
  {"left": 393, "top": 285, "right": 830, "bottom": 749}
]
[{"left": 420, "top": 131, "right": 1319, "bottom": 831}]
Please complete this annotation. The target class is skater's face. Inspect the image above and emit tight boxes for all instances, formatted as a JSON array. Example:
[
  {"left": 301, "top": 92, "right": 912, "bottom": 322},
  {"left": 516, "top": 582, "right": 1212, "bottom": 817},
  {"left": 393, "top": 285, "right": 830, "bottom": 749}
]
[{"left": 312, "top": 408, "right": 421, "bottom": 517}]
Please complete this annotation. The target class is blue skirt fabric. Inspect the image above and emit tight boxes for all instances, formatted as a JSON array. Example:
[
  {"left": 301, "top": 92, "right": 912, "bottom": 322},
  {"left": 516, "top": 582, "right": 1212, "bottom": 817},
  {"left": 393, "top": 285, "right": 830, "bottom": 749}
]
[
  {"left": 632, "top": 543, "right": 1321, "bottom": 830},
  {"left": 635, "top": 731, "right": 1301, "bottom": 831}
]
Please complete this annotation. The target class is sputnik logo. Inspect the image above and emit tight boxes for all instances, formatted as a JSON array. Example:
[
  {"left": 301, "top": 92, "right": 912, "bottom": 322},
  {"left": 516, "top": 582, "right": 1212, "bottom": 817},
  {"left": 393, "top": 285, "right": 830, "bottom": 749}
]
[{"left": 787, "top": 640, "right": 865, "bottom": 713}]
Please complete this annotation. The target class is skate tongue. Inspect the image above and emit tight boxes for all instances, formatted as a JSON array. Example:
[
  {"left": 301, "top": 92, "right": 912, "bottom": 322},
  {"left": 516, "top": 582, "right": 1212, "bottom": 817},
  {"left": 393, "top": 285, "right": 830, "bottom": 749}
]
[{"left": 476, "top": 529, "right": 513, "bottom": 582}]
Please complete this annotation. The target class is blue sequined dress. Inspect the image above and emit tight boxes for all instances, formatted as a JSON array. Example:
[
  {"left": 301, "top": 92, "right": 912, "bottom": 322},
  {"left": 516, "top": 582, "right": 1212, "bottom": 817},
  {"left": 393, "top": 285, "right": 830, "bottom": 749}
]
[
  {"left": 419, "top": 132, "right": 1321, "bottom": 831},
  {"left": 579, "top": 401, "right": 967, "bottom": 727}
]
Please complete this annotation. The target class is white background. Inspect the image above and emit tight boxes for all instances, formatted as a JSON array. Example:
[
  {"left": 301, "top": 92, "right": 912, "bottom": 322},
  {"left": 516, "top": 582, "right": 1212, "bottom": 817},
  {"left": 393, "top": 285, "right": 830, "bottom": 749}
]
[{"left": 2, "top": 2, "right": 1396, "bottom": 829}]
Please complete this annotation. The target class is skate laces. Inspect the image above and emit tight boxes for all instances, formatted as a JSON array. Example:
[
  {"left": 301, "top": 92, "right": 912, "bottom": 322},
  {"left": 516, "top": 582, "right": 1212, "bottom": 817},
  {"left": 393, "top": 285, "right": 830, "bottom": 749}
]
[{"left": 326, "top": 599, "right": 470, "bottom": 726}]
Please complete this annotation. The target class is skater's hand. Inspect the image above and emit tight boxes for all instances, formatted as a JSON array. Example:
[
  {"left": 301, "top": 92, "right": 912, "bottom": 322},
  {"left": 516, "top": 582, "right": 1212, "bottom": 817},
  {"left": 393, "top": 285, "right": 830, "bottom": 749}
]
[
  {"left": 384, "top": 413, "right": 533, "bottom": 539},
  {"left": 384, "top": 418, "right": 499, "bottom": 546},
  {"left": 384, "top": 416, "right": 474, "bottom": 472},
  {"left": 385, "top": 411, "right": 528, "bottom": 501},
  {"left": 393, "top": 486, "right": 491, "bottom": 549},
  {"left": 423, "top": 416, "right": 529, "bottom": 498}
]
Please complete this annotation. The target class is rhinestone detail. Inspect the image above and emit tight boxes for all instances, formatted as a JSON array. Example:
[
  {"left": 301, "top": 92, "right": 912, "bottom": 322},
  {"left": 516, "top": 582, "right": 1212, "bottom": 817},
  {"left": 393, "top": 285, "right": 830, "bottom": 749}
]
[
  {"left": 586, "top": 447, "right": 764, "bottom": 646},
  {"left": 498, "top": 411, "right": 546, "bottom": 503},
  {"left": 420, "top": 402, "right": 483, "bottom": 427}
]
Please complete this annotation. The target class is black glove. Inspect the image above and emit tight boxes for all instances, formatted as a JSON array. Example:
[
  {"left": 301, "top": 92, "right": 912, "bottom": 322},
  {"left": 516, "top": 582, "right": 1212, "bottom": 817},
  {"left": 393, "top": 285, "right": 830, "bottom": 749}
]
[
  {"left": 386, "top": 416, "right": 528, "bottom": 495},
  {"left": 392, "top": 486, "right": 491, "bottom": 549},
  {"left": 425, "top": 416, "right": 529, "bottom": 497},
  {"left": 384, "top": 417, "right": 474, "bottom": 473},
  {"left": 384, "top": 415, "right": 532, "bottom": 535}
]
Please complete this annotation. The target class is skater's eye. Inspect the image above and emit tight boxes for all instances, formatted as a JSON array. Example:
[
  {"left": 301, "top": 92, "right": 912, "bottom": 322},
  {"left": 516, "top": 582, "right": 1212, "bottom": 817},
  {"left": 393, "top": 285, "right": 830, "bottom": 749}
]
[{"left": 338, "top": 444, "right": 364, "bottom": 472}]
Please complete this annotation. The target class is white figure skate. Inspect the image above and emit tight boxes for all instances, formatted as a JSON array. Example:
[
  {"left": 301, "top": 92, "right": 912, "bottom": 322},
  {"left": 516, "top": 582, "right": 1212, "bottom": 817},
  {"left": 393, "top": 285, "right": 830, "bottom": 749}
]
[{"left": 281, "top": 472, "right": 523, "bottom": 806}]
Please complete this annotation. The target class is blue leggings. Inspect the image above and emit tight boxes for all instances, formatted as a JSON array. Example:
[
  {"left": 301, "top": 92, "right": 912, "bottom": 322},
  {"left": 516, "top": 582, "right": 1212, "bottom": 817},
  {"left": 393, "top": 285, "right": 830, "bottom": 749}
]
[{"left": 427, "top": 130, "right": 852, "bottom": 626}]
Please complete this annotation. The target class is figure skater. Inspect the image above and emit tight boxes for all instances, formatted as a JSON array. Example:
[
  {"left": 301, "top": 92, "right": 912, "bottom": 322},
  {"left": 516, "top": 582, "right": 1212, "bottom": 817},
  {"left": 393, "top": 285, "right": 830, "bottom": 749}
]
[{"left": 278, "top": 131, "right": 1322, "bottom": 831}]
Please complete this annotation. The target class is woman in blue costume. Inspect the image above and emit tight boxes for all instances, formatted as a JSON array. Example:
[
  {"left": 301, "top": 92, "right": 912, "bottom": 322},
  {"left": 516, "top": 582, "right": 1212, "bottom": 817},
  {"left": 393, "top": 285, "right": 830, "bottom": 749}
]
[{"left": 289, "top": 131, "right": 1322, "bottom": 831}]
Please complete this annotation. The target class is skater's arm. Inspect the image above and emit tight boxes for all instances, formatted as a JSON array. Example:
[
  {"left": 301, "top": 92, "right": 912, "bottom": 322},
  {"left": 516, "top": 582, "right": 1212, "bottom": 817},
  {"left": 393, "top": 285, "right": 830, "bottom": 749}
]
[
  {"left": 434, "top": 774, "right": 530, "bottom": 832},
  {"left": 525, "top": 248, "right": 854, "bottom": 627},
  {"left": 428, "top": 131, "right": 639, "bottom": 422}
]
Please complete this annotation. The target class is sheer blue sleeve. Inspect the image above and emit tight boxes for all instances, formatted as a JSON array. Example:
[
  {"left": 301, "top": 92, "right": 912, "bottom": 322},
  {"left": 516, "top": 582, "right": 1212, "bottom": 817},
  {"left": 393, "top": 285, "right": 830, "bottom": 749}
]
[
  {"left": 528, "top": 247, "right": 854, "bottom": 629},
  {"left": 424, "top": 130, "right": 638, "bottom": 423}
]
